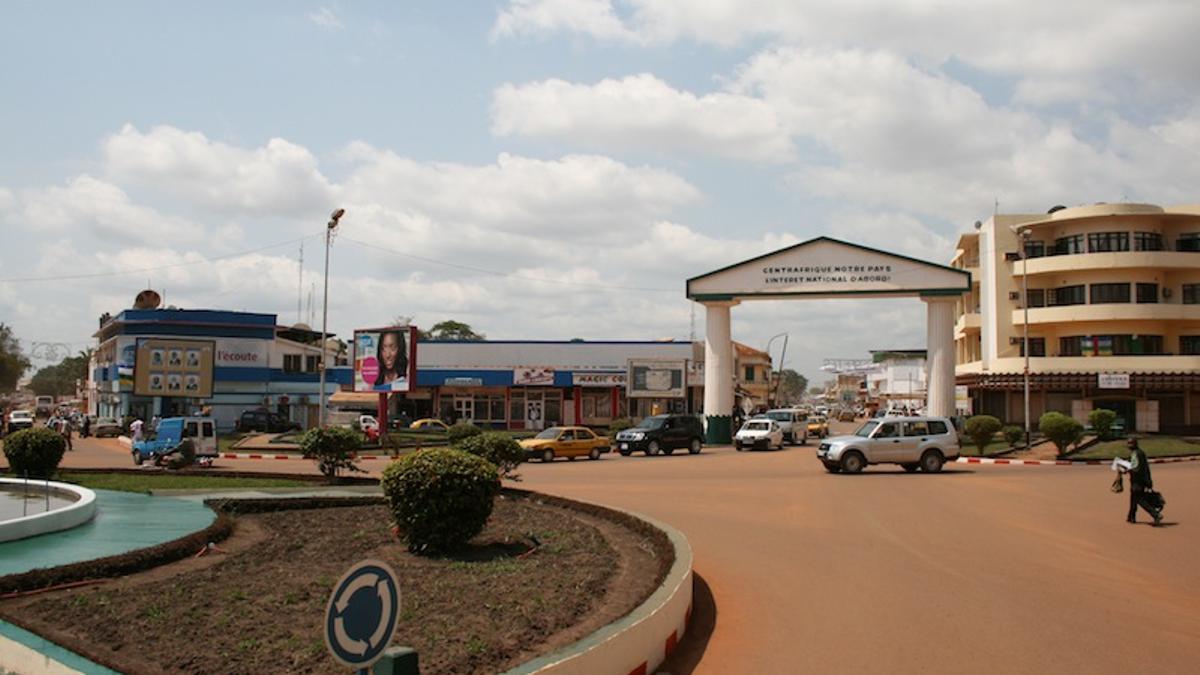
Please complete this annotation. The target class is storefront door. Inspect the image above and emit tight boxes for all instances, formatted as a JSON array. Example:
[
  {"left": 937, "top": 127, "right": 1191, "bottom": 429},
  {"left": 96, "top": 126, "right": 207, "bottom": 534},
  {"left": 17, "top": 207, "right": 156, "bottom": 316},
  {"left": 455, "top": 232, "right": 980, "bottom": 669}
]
[
  {"left": 454, "top": 396, "right": 474, "bottom": 424},
  {"left": 526, "top": 394, "right": 544, "bottom": 431}
]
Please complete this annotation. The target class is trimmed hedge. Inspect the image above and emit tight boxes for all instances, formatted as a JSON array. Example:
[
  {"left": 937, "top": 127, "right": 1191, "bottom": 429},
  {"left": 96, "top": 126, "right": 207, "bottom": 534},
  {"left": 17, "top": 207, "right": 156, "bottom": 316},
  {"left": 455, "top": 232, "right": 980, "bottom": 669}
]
[
  {"left": 2, "top": 427, "right": 67, "bottom": 478},
  {"left": 446, "top": 422, "right": 483, "bottom": 445},
  {"left": 1088, "top": 408, "right": 1117, "bottom": 440},
  {"left": 1040, "top": 412, "right": 1084, "bottom": 456},
  {"left": 298, "top": 426, "right": 363, "bottom": 480},
  {"left": 381, "top": 448, "right": 500, "bottom": 554},
  {"left": 1002, "top": 425, "right": 1024, "bottom": 447},
  {"left": 454, "top": 432, "right": 524, "bottom": 480},
  {"left": 964, "top": 415, "right": 1002, "bottom": 454}
]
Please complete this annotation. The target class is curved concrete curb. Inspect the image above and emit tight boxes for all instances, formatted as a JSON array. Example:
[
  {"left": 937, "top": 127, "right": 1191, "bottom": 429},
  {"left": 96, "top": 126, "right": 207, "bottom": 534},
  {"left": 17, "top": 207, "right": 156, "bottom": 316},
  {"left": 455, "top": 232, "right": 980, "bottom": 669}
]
[
  {"left": 957, "top": 455, "right": 1200, "bottom": 467},
  {"left": 0, "top": 479, "right": 97, "bottom": 543},
  {"left": 504, "top": 506, "right": 693, "bottom": 675}
]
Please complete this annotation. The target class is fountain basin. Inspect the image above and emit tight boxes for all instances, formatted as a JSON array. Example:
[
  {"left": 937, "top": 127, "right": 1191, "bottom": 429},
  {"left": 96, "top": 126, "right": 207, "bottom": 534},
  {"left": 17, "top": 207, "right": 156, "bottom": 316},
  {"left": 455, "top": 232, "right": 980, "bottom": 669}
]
[{"left": 0, "top": 478, "right": 97, "bottom": 543}]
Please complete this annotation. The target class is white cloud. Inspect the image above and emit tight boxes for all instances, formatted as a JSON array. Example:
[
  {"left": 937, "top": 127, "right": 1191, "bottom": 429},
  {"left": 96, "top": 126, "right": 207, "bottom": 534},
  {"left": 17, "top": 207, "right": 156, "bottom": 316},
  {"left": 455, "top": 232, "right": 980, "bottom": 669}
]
[
  {"left": 103, "top": 124, "right": 336, "bottom": 216},
  {"left": 308, "top": 7, "right": 343, "bottom": 29},
  {"left": 492, "top": 74, "right": 793, "bottom": 162},
  {"left": 491, "top": 0, "right": 637, "bottom": 43}
]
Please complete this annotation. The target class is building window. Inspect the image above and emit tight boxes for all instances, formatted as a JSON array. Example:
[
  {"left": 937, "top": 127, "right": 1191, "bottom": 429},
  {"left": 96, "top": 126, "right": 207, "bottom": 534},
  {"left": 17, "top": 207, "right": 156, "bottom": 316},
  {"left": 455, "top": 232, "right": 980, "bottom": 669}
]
[
  {"left": 283, "top": 354, "right": 302, "bottom": 372},
  {"left": 1087, "top": 231, "right": 1129, "bottom": 252},
  {"left": 1053, "top": 234, "right": 1084, "bottom": 255},
  {"left": 744, "top": 366, "right": 754, "bottom": 382},
  {"left": 1019, "top": 338, "right": 1046, "bottom": 357},
  {"left": 1059, "top": 336, "right": 1083, "bottom": 357},
  {"left": 1178, "top": 232, "right": 1200, "bottom": 252},
  {"left": 1133, "top": 232, "right": 1164, "bottom": 251},
  {"left": 1048, "top": 285, "right": 1086, "bottom": 306},
  {"left": 1113, "top": 335, "right": 1163, "bottom": 355},
  {"left": 305, "top": 355, "right": 320, "bottom": 372},
  {"left": 1062, "top": 334, "right": 1165, "bottom": 356},
  {"left": 1090, "top": 283, "right": 1130, "bottom": 304},
  {"left": 1023, "top": 240, "right": 1046, "bottom": 258},
  {"left": 1026, "top": 289, "right": 1046, "bottom": 308},
  {"left": 1182, "top": 336, "right": 1200, "bottom": 355},
  {"left": 1136, "top": 283, "right": 1159, "bottom": 304},
  {"left": 1183, "top": 283, "right": 1200, "bottom": 304}
]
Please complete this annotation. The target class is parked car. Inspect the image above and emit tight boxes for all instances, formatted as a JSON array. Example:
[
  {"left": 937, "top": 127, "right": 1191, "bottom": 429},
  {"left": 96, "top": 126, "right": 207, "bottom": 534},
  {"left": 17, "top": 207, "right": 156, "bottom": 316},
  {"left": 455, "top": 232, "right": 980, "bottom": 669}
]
[
  {"left": 816, "top": 416, "right": 960, "bottom": 474},
  {"left": 519, "top": 426, "right": 611, "bottom": 462},
  {"left": 132, "top": 416, "right": 218, "bottom": 465},
  {"left": 614, "top": 414, "right": 705, "bottom": 456},
  {"left": 734, "top": 419, "right": 784, "bottom": 451},
  {"left": 92, "top": 416, "right": 123, "bottom": 438},
  {"left": 409, "top": 418, "right": 449, "bottom": 431},
  {"left": 837, "top": 409, "right": 857, "bottom": 422},
  {"left": 237, "top": 409, "right": 300, "bottom": 433},
  {"left": 763, "top": 409, "right": 808, "bottom": 444},
  {"left": 6, "top": 410, "right": 35, "bottom": 432},
  {"left": 358, "top": 415, "right": 379, "bottom": 432},
  {"left": 806, "top": 415, "right": 830, "bottom": 438}
]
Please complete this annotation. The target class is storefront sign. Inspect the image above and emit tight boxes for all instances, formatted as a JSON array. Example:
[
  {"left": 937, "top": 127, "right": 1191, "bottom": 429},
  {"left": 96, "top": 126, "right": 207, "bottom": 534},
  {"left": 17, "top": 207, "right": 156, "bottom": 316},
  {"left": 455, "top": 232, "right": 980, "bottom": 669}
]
[
  {"left": 627, "top": 359, "right": 686, "bottom": 398},
  {"left": 354, "top": 326, "right": 418, "bottom": 392},
  {"left": 514, "top": 367, "right": 555, "bottom": 386},
  {"left": 572, "top": 373, "right": 626, "bottom": 387},
  {"left": 444, "top": 377, "right": 483, "bottom": 387},
  {"left": 215, "top": 338, "right": 269, "bottom": 368},
  {"left": 1098, "top": 372, "right": 1130, "bottom": 389}
]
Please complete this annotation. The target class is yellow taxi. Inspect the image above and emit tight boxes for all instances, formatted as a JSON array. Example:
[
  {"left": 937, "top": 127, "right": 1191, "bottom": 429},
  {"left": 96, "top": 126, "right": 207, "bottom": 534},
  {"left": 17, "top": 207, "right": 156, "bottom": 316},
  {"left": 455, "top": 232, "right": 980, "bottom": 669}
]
[
  {"left": 806, "top": 415, "right": 830, "bottom": 439},
  {"left": 519, "top": 426, "right": 611, "bottom": 462},
  {"left": 409, "top": 418, "right": 449, "bottom": 431}
]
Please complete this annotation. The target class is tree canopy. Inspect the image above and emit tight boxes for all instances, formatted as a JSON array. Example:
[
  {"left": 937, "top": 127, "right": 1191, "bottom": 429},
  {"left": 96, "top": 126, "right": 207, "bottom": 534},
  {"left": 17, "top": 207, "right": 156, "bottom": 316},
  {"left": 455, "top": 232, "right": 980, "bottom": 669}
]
[
  {"left": 777, "top": 369, "right": 809, "bottom": 405},
  {"left": 0, "top": 324, "right": 31, "bottom": 393},
  {"left": 29, "top": 351, "right": 91, "bottom": 397},
  {"left": 423, "top": 320, "right": 485, "bottom": 341}
]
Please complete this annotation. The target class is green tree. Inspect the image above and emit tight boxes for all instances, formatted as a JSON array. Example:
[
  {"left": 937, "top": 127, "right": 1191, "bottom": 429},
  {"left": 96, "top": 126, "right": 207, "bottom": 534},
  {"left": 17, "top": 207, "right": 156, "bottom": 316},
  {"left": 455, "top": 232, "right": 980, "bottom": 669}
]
[
  {"left": 1088, "top": 408, "right": 1117, "bottom": 440},
  {"left": 29, "top": 350, "right": 92, "bottom": 397},
  {"left": 1040, "top": 412, "right": 1084, "bottom": 457},
  {"left": 964, "top": 415, "right": 1002, "bottom": 455},
  {"left": 425, "top": 320, "right": 485, "bottom": 341},
  {"left": 0, "top": 324, "right": 31, "bottom": 393},
  {"left": 777, "top": 369, "right": 809, "bottom": 406}
]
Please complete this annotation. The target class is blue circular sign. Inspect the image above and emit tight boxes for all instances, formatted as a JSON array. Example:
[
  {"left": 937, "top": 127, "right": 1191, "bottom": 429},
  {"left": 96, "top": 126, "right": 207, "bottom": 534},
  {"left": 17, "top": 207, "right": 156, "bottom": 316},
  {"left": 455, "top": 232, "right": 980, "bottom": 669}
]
[{"left": 324, "top": 559, "right": 401, "bottom": 669}]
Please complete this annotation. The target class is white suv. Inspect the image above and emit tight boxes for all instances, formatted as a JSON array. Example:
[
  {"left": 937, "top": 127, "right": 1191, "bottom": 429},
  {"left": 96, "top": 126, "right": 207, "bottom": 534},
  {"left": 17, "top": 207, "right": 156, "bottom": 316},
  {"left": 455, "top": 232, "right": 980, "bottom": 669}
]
[{"left": 816, "top": 416, "right": 960, "bottom": 474}]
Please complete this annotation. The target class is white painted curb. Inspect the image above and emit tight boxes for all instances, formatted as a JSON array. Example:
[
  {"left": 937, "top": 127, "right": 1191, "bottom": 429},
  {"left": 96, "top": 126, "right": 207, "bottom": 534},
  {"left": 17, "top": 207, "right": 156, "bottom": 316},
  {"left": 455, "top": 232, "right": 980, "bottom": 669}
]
[
  {"left": 956, "top": 455, "right": 1200, "bottom": 467},
  {"left": 0, "top": 630, "right": 84, "bottom": 675}
]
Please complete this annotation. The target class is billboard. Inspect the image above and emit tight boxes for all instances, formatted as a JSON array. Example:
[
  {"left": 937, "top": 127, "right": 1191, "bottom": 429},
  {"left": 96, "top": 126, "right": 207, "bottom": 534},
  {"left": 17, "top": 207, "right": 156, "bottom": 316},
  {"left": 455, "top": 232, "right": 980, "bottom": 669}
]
[
  {"left": 514, "top": 367, "right": 555, "bottom": 386},
  {"left": 134, "top": 338, "right": 214, "bottom": 397},
  {"left": 627, "top": 359, "right": 687, "bottom": 398},
  {"left": 354, "top": 327, "right": 417, "bottom": 392}
]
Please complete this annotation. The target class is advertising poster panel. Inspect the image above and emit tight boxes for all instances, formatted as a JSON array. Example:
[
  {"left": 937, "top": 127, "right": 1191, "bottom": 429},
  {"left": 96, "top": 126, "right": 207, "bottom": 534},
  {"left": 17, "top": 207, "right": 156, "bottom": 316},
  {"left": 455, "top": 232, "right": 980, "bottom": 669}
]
[
  {"left": 134, "top": 338, "right": 214, "bottom": 397},
  {"left": 627, "top": 359, "right": 687, "bottom": 398},
  {"left": 514, "top": 367, "right": 555, "bottom": 386},
  {"left": 354, "top": 326, "right": 417, "bottom": 392}
]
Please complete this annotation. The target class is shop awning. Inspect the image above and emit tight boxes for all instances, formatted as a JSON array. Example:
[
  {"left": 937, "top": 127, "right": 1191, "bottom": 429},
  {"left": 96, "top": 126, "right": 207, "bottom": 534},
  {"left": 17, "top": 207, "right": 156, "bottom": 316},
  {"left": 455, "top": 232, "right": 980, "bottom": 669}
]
[{"left": 328, "top": 391, "right": 380, "bottom": 406}]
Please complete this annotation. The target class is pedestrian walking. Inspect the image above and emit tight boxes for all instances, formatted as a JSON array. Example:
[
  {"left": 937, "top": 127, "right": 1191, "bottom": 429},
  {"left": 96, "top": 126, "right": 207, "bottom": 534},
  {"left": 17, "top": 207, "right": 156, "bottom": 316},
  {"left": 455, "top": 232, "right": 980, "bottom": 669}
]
[
  {"left": 81, "top": 414, "right": 91, "bottom": 438},
  {"left": 57, "top": 415, "right": 73, "bottom": 451},
  {"left": 1123, "top": 437, "right": 1162, "bottom": 526},
  {"left": 130, "top": 417, "right": 145, "bottom": 443}
]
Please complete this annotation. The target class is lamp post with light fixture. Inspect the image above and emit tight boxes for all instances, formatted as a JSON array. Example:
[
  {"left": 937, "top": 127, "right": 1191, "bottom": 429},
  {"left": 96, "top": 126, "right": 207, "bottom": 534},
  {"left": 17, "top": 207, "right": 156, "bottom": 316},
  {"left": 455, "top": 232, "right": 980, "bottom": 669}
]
[
  {"left": 318, "top": 208, "right": 345, "bottom": 428},
  {"left": 1020, "top": 228, "right": 1032, "bottom": 450},
  {"left": 765, "top": 332, "right": 788, "bottom": 407}
]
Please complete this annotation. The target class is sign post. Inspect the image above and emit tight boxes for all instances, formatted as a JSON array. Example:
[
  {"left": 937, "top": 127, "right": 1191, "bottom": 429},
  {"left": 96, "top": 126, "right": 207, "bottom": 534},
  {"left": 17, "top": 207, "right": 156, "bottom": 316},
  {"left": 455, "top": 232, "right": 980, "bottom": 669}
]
[{"left": 325, "top": 559, "right": 402, "bottom": 672}]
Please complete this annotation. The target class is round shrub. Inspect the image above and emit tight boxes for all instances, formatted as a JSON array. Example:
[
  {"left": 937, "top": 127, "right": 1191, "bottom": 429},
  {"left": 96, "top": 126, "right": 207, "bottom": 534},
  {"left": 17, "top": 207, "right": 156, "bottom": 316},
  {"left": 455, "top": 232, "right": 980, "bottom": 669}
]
[
  {"left": 299, "top": 426, "right": 363, "bottom": 481},
  {"left": 1002, "top": 425, "right": 1024, "bottom": 447},
  {"left": 1088, "top": 408, "right": 1117, "bottom": 440},
  {"left": 1040, "top": 412, "right": 1084, "bottom": 457},
  {"left": 381, "top": 448, "right": 500, "bottom": 554},
  {"left": 455, "top": 432, "right": 524, "bottom": 479},
  {"left": 3, "top": 427, "right": 67, "bottom": 478},
  {"left": 609, "top": 417, "right": 635, "bottom": 436},
  {"left": 446, "top": 422, "right": 483, "bottom": 445},
  {"left": 964, "top": 415, "right": 1002, "bottom": 454}
]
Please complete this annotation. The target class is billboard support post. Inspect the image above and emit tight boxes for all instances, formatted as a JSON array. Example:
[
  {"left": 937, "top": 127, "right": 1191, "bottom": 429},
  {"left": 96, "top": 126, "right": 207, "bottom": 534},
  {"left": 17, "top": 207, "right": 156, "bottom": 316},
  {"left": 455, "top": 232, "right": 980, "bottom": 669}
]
[
  {"left": 378, "top": 393, "right": 389, "bottom": 446},
  {"left": 319, "top": 208, "right": 345, "bottom": 428}
]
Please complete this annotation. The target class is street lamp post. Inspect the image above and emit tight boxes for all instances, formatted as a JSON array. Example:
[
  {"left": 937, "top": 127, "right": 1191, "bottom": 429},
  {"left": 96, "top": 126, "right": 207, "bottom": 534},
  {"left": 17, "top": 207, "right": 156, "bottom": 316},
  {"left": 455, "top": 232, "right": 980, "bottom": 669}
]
[
  {"left": 1020, "top": 228, "right": 1032, "bottom": 450},
  {"left": 318, "top": 208, "right": 345, "bottom": 428},
  {"left": 765, "top": 332, "right": 788, "bottom": 407}
]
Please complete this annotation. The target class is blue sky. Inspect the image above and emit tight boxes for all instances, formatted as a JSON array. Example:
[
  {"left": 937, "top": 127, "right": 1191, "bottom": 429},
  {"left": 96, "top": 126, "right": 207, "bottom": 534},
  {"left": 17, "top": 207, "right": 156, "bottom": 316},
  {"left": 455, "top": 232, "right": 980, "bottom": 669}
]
[{"left": 2, "top": 1, "right": 1199, "bottom": 385}]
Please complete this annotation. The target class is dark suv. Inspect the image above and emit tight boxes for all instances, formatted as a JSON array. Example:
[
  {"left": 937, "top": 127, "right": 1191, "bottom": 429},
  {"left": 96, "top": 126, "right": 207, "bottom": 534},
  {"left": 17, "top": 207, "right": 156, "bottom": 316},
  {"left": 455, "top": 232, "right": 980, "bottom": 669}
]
[
  {"left": 237, "top": 409, "right": 300, "bottom": 433},
  {"left": 615, "top": 414, "right": 705, "bottom": 456}
]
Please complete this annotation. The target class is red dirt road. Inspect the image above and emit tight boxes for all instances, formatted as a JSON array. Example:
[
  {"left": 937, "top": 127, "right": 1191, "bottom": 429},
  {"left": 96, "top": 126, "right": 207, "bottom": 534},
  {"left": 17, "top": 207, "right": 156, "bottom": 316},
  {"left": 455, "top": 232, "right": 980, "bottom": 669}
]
[{"left": 51, "top": 433, "right": 1200, "bottom": 674}]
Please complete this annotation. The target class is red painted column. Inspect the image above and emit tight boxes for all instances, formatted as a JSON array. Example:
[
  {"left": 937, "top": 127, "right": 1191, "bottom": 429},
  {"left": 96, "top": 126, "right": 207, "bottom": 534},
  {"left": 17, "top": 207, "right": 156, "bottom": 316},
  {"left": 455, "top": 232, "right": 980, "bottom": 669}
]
[
  {"left": 611, "top": 386, "right": 619, "bottom": 418},
  {"left": 573, "top": 386, "right": 583, "bottom": 425},
  {"left": 377, "top": 393, "right": 388, "bottom": 436},
  {"left": 505, "top": 387, "right": 511, "bottom": 430}
]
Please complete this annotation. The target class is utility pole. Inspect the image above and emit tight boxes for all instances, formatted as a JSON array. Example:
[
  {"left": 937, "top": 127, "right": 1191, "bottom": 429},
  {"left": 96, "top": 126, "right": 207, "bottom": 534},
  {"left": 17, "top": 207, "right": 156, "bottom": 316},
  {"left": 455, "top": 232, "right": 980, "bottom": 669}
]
[
  {"left": 1021, "top": 228, "right": 1032, "bottom": 450},
  {"left": 318, "top": 208, "right": 345, "bottom": 428}
]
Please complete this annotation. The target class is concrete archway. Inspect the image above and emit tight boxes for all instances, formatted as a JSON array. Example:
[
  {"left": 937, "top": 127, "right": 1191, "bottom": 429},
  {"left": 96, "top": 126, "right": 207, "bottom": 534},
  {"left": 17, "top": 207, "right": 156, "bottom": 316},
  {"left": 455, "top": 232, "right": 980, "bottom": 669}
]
[{"left": 687, "top": 237, "right": 970, "bottom": 443}]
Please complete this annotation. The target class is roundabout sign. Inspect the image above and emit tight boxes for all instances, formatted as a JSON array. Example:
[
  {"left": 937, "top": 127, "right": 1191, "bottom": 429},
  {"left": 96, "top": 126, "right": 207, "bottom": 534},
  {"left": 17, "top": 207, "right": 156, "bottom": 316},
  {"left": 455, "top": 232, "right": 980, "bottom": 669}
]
[{"left": 324, "top": 559, "right": 401, "bottom": 670}]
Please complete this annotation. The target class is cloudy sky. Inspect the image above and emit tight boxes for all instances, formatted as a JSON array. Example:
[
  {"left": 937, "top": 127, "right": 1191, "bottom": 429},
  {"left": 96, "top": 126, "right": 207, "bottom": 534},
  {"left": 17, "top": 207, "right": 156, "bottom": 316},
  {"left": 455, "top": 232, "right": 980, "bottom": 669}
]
[{"left": 2, "top": 1, "right": 1198, "bottom": 385}]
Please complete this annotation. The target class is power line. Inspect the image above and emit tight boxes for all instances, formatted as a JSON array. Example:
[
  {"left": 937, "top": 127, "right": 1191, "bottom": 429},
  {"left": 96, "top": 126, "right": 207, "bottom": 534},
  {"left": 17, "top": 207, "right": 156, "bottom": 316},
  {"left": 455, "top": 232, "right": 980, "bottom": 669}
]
[
  {"left": 0, "top": 232, "right": 324, "bottom": 284},
  {"left": 339, "top": 235, "right": 677, "bottom": 294}
]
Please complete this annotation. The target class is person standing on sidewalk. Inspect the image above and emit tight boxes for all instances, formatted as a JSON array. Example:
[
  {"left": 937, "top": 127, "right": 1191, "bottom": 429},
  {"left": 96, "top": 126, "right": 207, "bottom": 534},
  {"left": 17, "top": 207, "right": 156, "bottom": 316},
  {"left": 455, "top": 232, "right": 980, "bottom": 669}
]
[{"left": 1126, "top": 437, "right": 1161, "bottom": 525}]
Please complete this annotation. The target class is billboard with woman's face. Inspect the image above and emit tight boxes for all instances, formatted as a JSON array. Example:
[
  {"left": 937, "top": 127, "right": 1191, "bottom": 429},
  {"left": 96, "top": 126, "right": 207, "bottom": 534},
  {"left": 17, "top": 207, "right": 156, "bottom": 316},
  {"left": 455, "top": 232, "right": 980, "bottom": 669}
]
[{"left": 354, "top": 327, "right": 417, "bottom": 392}]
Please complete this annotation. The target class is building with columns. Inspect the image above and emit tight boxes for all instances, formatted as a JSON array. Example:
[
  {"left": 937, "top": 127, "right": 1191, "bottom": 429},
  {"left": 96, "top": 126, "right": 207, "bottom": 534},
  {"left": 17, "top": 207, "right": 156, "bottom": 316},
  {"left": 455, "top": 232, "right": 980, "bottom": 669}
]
[{"left": 951, "top": 202, "right": 1200, "bottom": 434}]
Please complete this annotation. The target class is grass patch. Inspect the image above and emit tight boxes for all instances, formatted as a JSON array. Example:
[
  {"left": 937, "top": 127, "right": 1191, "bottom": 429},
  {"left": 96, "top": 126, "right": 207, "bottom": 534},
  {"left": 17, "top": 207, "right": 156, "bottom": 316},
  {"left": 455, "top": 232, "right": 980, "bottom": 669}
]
[
  {"left": 1070, "top": 436, "right": 1200, "bottom": 460},
  {"left": 217, "top": 433, "right": 248, "bottom": 453},
  {"left": 57, "top": 472, "right": 310, "bottom": 493}
]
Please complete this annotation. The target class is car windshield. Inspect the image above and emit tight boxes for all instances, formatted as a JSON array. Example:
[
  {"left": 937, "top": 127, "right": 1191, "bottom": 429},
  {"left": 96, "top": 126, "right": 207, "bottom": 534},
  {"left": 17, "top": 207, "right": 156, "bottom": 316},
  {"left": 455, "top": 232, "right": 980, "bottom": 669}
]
[
  {"left": 744, "top": 421, "right": 770, "bottom": 431},
  {"left": 12, "top": 411, "right": 32, "bottom": 418},
  {"left": 641, "top": 416, "right": 668, "bottom": 430},
  {"left": 855, "top": 420, "right": 879, "bottom": 437},
  {"left": 534, "top": 427, "right": 563, "bottom": 440},
  {"left": 766, "top": 412, "right": 791, "bottom": 421}
]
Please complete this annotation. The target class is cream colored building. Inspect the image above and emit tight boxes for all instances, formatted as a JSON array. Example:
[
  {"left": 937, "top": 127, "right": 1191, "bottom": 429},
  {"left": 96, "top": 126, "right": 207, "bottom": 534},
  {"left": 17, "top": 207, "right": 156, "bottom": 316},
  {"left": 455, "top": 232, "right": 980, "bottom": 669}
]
[{"left": 951, "top": 202, "right": 1200, "bottom": 433}]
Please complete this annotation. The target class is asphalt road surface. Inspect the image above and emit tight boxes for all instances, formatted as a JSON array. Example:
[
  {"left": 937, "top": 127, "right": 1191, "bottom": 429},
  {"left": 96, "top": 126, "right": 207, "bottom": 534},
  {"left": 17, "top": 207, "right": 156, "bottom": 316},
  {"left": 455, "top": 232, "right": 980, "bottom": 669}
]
[{"left": 51, "top": 430, "right": 1200, "bottom": 674}]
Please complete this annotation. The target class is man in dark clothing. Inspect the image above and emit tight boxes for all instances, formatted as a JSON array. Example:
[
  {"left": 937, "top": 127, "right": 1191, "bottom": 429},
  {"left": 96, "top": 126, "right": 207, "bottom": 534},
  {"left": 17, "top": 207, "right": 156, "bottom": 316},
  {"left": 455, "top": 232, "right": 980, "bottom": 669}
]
[{"left": 1126, "top": 437, "right": 1161, "bottom": 525}]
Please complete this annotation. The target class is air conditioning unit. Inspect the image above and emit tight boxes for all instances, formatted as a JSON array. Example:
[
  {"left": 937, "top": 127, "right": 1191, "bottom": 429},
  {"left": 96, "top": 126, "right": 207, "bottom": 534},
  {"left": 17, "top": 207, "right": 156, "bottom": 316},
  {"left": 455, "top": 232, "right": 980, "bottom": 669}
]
[
  {"left": 1163, "top": 287, "right": 1173, "bottom": 299},
  {"left": 1009, "top": 337, "right": 1022, "bottom": 345},
  {"left": 1009, "top": 291, "right": 1021, "bottom": 300},
  {"left": 1004, "top": 252, "right": 1021, "bottom": 262}
]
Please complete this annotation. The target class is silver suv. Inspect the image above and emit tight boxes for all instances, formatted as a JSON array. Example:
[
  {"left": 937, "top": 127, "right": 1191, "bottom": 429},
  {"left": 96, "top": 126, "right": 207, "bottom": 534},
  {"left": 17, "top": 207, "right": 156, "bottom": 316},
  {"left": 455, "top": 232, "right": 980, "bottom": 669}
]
[{"left": 816, "top": 416, "right": 960, "bottom": 474}]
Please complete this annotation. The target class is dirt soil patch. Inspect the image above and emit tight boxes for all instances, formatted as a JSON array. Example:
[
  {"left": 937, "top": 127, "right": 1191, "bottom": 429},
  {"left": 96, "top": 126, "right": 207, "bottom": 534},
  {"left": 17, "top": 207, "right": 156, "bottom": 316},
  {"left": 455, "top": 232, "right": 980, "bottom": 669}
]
[{"left": 0, "top": 494, "right": 671, "bottom": 674}]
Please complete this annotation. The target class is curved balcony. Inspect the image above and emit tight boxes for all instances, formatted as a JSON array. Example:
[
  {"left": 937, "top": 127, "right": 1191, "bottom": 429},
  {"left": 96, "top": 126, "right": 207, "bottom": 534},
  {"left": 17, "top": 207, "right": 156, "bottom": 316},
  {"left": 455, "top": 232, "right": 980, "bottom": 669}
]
[
  {"left": 1011, "top": 251, "right": 1200, "bottom": 276},
  {"left": 955, "top": 312, "right": 980, "bottom": 336},
  {"left": 1013, "top": 303, "right": 1200, "bottom": 326}
]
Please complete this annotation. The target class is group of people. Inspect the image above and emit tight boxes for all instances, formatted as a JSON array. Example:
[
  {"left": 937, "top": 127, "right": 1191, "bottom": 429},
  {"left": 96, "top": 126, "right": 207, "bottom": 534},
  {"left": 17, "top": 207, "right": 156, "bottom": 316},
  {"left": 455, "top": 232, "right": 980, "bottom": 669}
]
[{"left": 45, "top": 409, "right": 85, "bottom": 450}]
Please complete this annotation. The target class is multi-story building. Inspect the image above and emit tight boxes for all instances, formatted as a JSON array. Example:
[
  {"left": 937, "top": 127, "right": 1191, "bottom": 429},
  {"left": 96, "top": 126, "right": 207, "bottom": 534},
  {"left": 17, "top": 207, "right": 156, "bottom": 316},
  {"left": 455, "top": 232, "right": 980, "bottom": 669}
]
[
  {"left": 952, "top": 202, "right": 1200, "bottom": 433},
  {"left": 865, "top": 350, "right": 927, "bottom": 407}
]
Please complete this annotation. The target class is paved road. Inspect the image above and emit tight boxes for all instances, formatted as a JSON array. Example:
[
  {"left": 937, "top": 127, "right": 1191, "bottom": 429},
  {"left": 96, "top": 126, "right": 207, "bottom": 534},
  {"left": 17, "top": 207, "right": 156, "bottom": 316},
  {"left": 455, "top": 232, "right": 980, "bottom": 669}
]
[{"left": 49, "top": 430, "right": 1200, "bottom": 674}]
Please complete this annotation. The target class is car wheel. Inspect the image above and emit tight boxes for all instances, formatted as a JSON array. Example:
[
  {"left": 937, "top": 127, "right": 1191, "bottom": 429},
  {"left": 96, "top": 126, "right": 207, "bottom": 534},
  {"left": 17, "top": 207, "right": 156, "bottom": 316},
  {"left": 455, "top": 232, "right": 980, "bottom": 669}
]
[
  {"left": 663, "top": 446, "right": 676, "bottom": 455},
  {"left": 901, "top": 463, "right": 919, "bottom": 473},
  {"left": 619, "top": 449, "right": 631, "bottom": 457},
  {"left": 132, "top": 451, "right": 143, "bottom": 466},
  {"left": 589, "top": 447, "right": 601, "bottom": 460},
  {"left": 568, "top": 456, "right": 576, "bottom": 461},
  {"left": 824, "top": 464, "right": 841, "bottom": 473},
  {"left": 688, "top": 438, "right": 702, "bottom": 454},
  {"left": 840, "top": 451, "right": 866, "bottom": 474},
  {"left": 647, "top": 440, "right": 661, "bottom": 456},
  {"left": 735, "top": 442, "right": 744, "bottom": 452},
  {"left": 542, "top": 449, "right": 554, "bottom": 463},
  {"left": 920, "top": 450, "right": 945, "bottom": 473}
]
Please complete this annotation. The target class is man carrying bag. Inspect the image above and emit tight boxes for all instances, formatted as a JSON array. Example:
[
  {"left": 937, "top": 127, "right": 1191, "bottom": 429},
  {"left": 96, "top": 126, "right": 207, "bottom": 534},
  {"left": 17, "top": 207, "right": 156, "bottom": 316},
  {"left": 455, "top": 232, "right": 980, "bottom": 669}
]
[{"left": 1124, "top": 437, "right": 1163, "bottom": 526}]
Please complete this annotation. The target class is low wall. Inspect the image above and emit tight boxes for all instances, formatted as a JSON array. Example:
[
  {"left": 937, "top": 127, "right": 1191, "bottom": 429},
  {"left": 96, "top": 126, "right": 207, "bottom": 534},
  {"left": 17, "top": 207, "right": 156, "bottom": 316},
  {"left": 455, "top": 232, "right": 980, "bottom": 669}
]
[{"left": 0, "top": 479, "right": 97, "bottom": 543}]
